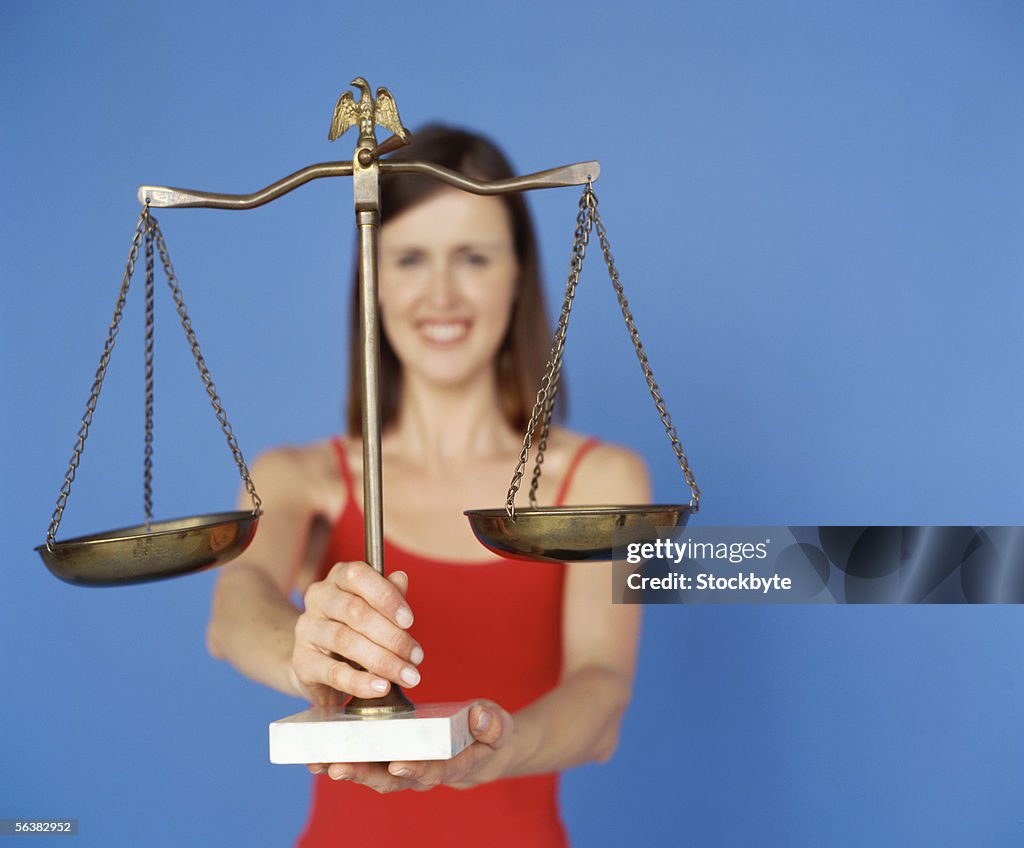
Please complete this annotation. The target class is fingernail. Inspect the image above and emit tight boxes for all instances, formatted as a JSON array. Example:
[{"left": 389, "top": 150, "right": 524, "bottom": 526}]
[
  {"left": 396, "top": 606, "right": 414, "bottom": 628},
  {"left": 391, "top": 766, "right": 411, "bottom": 777},
  {"left": 371, "top": 678, "right": 389, "bottom": 693},
  {"left": 400, "top": 666, "right": 421, "bottom": 687},
  {"left": 410, "top": 645, "right": 424, "bottom": 665},
  {"left": 475, "top": 709, "right": 491, "bottom": 732},
  {"left": 332, "top": 771, "right": 350, "bottom": 781}
]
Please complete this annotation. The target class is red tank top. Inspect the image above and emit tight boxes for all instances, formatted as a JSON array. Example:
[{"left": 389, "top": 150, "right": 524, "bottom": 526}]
[{"left": 296, "top": 436, "right": 600, "bottom": 848}]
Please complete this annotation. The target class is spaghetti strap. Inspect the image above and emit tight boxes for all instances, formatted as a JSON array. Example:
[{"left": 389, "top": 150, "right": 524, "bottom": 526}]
[
  {"left": 554, "top": 437, "right": 600, "bottom": 506},
  {"left": 331, "top": 436, "right": 355, "bottom": 499}
]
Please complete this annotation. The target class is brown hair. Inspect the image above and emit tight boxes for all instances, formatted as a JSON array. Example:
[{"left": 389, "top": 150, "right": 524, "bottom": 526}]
[{"left": 345, "top": 124, "right": 561, "bottom": 436}]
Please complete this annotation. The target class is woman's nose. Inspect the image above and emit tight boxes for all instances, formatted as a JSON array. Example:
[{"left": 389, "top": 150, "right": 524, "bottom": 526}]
[{"left": 423, "top": 260, "right": 460, "bottom": 307}]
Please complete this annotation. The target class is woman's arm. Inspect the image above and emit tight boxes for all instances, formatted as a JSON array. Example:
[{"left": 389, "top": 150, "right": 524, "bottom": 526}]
[
  {"left": 206, "top": 448, "right": 327, "bottom": 698},
  {"left": 208, "top": 444, "right": 427, "bottom": 706},
  {"left": 407, "top": 563, "right": 640, "bottom": 789},
  {"left": 478, "top": 550, "right": 642, "bottom": 780},
  {"left": 328, "top": 443, "right": 649, "bottom": 791}
]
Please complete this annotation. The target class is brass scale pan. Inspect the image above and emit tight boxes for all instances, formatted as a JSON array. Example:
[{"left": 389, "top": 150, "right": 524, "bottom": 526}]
[
  {"left": 467, "top": 154, "right": 701, "bottom": 561},
  {"left": 37, "top": 93, "right": 698, "bottom": 586},
  {"left": 36, "top": 205, "right": 262, "bottom": 586},
  {"left": 37, "top": 513, "right": 260, "bottom": 587}
]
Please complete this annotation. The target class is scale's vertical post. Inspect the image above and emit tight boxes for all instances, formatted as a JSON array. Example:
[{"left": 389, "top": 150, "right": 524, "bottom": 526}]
[
  {"left": 352, "top": 136, "right": 385, "bottom": 576},
  {"left": 348, "top": 129, "right": 415, "bottom": 716}
]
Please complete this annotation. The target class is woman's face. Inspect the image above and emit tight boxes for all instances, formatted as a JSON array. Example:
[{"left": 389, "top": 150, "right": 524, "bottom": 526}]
[{"left": 378, "top": 188, "right": 518, "bottom": 392}]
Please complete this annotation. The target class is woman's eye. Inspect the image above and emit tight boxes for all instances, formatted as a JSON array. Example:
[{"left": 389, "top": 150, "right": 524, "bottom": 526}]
[
  {"left": 462, "top": 253, "right": 489, "bottom": 267},
  {"left": 396, "top": 253, "right": 423, "bottom": 268}
]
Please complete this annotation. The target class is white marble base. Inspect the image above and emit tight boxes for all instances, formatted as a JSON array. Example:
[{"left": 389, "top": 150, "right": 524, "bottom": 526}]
[{"left": 269, "top": 701, "right": 474, "bottom": 764}]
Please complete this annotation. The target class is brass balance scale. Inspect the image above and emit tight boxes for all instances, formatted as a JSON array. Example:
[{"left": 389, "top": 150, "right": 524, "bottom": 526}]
[{"left": 36, "top": 78, "right": 700, "bottom": 759}]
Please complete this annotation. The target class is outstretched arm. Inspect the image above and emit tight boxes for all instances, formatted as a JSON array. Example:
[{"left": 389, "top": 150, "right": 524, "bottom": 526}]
[
  {"left": 208, "top": 444, "right": 426, "bottom": 706},
  {"left": 206, "top": 449, "right": 320, "bottom": 698}
]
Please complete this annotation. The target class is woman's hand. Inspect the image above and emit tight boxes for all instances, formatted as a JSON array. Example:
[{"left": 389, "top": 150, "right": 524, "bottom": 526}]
[
  {"left": 307, "top": 701, "right": 514, "bottom": 793},
  {"left": 291, "top": 562, "right": 424, "bottom": 705}
]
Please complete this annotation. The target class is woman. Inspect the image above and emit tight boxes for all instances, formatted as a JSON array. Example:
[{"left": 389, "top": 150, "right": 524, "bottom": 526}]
[{"left": 206, "top": 125, "right": 649, "bottom": 846}]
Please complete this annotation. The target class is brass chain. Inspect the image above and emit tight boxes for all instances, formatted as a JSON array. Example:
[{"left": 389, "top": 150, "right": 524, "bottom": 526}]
[
  {"left": 143, "top": 220, "right": 155, "bottom": 530},
  {"left": 504, "top": 182, "right": 700, "bottom": 517},
  {"left": 526, "top": 189, "right": 593, "bottom": 508},
  {"left": 45, "top": 208, "right": 261, "bottom": 551},
  {"left": 506, "top": 185, "right": 593, "bottom": 517},
  {"left": 150, "top": 215, "right": 262, "bottom": 514},
  {"left": 589, "top": 188, "right": 700, "bottom": 511},
  {"left": 45, "top": 208, "right": 149, "bottom": 549}
]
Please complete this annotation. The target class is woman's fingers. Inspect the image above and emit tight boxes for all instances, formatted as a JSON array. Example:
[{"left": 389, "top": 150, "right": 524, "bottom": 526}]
[
  {"left": 296, "top": 596, "right": 423, "bottom": 668},
  {"left": 306, "top": 564, "right": 420, "bottom": 653},
  {"left": 314, "top": 703, "right": 515, "bottom": 794},
  {"left": 301, "top": 559, "right": 422, "bottom": 651},
  {"left": 387, "top": 743, "right": 490, "bottom": 788},
  {"left": 326, "top": 762, "right": 419, "bottom": 794},
  {"left": 388, "top": 569, "right": 410, "bottom": 597},
  {"left": 294, "top": 561, "right": 423, "bottom": 700},
  {"left": 324, "top": 561, "right": 414, "bottom": 628},
  {"left": 295, "top": 616, "right": 421, "bottom": 690},
  {"left": 384, "top": 702, "right": 514, "bottom": 789},
  {"left": 293, "top": 648, "right": 396, "bottom": 699},
  {"left": 468, "top": 703, "right": 512, "bottom": 748}
]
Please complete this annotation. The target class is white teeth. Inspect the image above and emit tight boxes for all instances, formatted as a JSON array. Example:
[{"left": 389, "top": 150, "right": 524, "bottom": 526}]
[{"left": 419, "top": 322, "right": 468, "bottom": 343}]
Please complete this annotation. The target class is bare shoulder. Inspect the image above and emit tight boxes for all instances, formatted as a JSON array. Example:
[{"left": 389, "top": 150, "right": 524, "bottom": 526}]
[
  {"left": 246, "top": 439, "right": 339, "bottom": 506},
  {"left": 554, "top": 428, "right": 651, "bottom": 506},
  {"left": 219, "top": 438, "right": 343, "bottom": 592}
]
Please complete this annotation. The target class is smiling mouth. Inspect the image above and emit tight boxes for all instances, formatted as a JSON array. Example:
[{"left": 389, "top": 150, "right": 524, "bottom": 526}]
[{"left": 417, "top": 321, "right": 470, "bottom": 344}]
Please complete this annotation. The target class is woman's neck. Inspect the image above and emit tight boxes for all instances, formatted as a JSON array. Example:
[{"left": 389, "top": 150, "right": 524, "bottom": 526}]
[{"left": 385, "top": 372, "right": 521, "bottom": 473}]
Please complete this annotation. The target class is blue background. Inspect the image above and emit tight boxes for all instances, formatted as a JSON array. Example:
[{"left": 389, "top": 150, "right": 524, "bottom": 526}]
[{"left": 2, "top": 1, "right": 1023, "bottom": 845}]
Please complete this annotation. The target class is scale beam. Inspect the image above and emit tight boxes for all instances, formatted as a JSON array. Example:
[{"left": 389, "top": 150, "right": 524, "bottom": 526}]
[
  {"left": 381, "top": 159, "right": 600, "bottom": 194},
  {"left": 138, "top": 160, "right": 599, "bottom": 210},
  {"left": 139, "top": 162, "right": 355, "bottom": 209}
]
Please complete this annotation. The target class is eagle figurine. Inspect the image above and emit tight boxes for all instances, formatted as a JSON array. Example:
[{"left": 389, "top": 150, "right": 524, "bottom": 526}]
[{"left": 329, "top": 78, "right": 410, "bottom": 144}]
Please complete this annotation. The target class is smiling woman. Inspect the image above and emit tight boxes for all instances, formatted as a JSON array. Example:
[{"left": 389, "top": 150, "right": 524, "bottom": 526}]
[
  {"left": 205, "top": 125, "right": 650, "bottom": 846},
  {"left": 347, "top": 125, "right": 555, "bottom": 441},
  {"left": 377, "top": 189, "right": 519, "bottom": 393}
]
